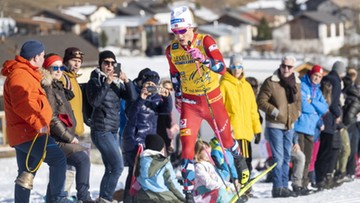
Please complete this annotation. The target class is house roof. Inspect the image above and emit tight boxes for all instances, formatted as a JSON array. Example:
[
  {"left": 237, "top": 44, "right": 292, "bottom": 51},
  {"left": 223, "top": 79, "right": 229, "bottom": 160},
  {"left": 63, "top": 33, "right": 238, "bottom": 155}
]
[
  {"left": 62, "top": 5, "right": 98, "bottom": 17},
  {"left": 198, "top": 23, "right": 234, "bottom": 37},
  {"left": 245, "top": 0, "right": 286, "bottom": 10},
  {"left": 331, "top": 0, "right": 360, "bottom": 9},
  {"left": 218, "top": 10, "right": 259, "bottom": 26},
  {"left": 117, "top": 0, "right": 170, "bottom": 16},
  {"left": 101, "top": 16, "right": 152, "bottom": 27},
  {"left": 305, "top": 0, "right": 328, "bottom": 11},
  {"left": 255, "top": 7, "right": 290, "bottom": 16},
  {"left": 0, "top": 33, "right": 99, "bottom": 67},
  {"left": 302, "top": 11, "right": 344, "bottom": 24},
  {"left": 306, "top": 0, "right": 359, "bottom": 10},
  {"left": 38, "top": 9, "right": 87, "bottom": 24}
]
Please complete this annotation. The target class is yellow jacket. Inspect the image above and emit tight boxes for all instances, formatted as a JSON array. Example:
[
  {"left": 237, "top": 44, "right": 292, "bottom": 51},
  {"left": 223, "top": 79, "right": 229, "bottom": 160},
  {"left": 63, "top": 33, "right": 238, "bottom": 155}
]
[
  {"left": 220, "top": 71, "right": 262, "bottom": 141},
  {"left": 60, "top": 71, "right": 84, "bottom": 136}
]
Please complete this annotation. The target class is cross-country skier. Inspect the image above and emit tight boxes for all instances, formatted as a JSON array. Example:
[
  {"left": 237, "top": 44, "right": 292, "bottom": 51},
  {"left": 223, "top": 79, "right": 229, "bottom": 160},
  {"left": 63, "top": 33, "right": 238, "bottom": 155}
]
[{"left": 165, "top": 6, "right": 249, "bottom": 203}]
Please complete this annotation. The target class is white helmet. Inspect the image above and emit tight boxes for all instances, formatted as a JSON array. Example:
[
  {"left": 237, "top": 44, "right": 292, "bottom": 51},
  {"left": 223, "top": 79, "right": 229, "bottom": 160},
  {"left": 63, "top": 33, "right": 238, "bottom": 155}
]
[{"left": 170, "top": 6, "right": 196, "bottom": 29}]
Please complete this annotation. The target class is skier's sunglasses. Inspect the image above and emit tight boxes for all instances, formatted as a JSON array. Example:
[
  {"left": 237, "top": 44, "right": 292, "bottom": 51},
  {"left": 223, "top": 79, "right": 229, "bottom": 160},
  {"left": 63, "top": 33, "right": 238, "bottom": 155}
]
[
  {"left": 51, "top": 65, "right": 66, "bottom": 71},
  {"left": 171, "top": 27, "right": 189, "bottom": 35}
]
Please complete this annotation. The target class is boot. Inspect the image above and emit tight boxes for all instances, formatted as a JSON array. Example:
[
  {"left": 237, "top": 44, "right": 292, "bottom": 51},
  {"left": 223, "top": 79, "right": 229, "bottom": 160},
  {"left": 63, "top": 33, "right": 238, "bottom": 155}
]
[
  {"left": 185, "top": 191, "right": 195, "bottom": 203},
  {"left": 325, "top": 173, "right": 334, "bottom": 189},
  {"left": 233, "top": 155, "right": 250, "bottom": 185}
]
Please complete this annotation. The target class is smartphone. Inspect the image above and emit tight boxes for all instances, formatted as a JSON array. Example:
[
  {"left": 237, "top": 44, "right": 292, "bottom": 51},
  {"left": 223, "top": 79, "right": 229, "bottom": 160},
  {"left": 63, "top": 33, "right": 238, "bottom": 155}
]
[
  {"left": 114, "top": 63, "right": 122, "bottom": 75},
  {"left": 146, "top": 86, "right": 160, "bottom": 94}
]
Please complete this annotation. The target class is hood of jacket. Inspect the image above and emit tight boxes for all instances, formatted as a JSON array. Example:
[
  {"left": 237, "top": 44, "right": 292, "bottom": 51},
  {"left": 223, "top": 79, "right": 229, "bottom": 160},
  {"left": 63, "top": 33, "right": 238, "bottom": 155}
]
[
  {"left": 2, "top": 55, "right": 42, "bottom": 81},
  {"left": 40, "top": 68, "right": 53, "bottom": 87},
  {"left": 301, "top": 73, "right": 320, "bottom": 89},
  {"left": 222, "top": 69, "right": 246, "bottom": 85},
  {"left": 141, "top": 149, "right": 168, "bottom": 177}
]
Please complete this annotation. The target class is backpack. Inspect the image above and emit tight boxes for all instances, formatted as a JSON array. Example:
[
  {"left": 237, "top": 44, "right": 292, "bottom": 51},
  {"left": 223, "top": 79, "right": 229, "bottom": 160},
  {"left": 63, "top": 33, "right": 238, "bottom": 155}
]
[{"left": 79, "top": 83, "right": 94, "bottom": 127}]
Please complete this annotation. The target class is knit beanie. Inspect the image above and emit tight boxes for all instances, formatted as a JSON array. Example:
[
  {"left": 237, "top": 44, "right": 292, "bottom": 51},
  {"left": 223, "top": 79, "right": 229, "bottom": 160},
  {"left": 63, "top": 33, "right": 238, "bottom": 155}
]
[
  {"left": 170, "top": 6, "right": 196, "bottom": 29},
  {"left": 98, "top": 50, "right": 116, "bottom": 67},
  {"left": 63, "top": 47, "right": 84, "bottom": 63},
  {"left": 43, "top": 54, "right": 63, "bottom": 69},
  {"left": 142, "top": 70, "right": 160, "bottom": 85},
  {"left": 20, "top": 40, "right": 45, "bottom": 60},
  {"left": 229, "top": 54, "right": 243, "bottom": 65},
  {"left": 332, "top": 61, "right": 346, "bottom": 77},
  {"left": 309, "top": 64, "right": 323, "bottom": 77},
  {"left": 136, "top": 68, "right": 151, "bottom": 81},
  {"left": 145, "top": 134, "right": 165, "bottom": 152}
]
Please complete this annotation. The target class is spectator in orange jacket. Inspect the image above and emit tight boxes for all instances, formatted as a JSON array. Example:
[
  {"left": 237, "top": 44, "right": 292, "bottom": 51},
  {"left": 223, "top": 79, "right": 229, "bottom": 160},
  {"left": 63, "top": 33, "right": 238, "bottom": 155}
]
[{"left": 2, "top": 40, "right": 71, "bottom": 203}]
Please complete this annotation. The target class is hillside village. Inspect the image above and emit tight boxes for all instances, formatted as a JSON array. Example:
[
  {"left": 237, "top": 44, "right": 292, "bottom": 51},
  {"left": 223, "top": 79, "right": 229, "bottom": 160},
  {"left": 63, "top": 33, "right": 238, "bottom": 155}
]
[{"left": 0, "top": 0, "right": 358, "bottom": 68}]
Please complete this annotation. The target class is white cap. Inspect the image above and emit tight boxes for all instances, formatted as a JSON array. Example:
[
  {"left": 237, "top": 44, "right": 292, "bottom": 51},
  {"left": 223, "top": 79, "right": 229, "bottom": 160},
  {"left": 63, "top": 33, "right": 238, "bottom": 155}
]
[{"left": 170, "top": 6, "right": 196, "bottom": 29}]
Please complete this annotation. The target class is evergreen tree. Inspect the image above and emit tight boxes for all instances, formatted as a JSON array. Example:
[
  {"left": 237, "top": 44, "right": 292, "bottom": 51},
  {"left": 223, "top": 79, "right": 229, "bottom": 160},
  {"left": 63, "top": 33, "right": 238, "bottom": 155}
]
[
  {"left": 100, "top": 30, "right": 108, "bottom": 48},
  {"left": 256, "top": 17, "right": 272, "bottom": 41}
]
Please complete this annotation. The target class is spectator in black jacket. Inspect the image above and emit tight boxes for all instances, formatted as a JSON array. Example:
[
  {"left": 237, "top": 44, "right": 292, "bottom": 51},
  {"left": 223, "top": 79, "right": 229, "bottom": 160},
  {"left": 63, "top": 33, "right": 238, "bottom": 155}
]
[
  {"left": 342, "top": 74, "right": 360, "bottom": 182},
  {"left": 86, "top": 50, "right": 136, "bottom": 202},
  {"left": 315, "top": 61, "right": 346, "bottom": 190}
]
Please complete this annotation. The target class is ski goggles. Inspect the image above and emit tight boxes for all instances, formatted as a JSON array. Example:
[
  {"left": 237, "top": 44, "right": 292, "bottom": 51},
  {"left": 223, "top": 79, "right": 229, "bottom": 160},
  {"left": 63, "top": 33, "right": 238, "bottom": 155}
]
[
  {"left": 229, "top": 65, "right": 243, "bottom": 69},
  {"left": 171, "top": 27, "right": 189, "bottom": 35},
  {"left": 51, "top": 65, "right": 66, "bottom": 71}
]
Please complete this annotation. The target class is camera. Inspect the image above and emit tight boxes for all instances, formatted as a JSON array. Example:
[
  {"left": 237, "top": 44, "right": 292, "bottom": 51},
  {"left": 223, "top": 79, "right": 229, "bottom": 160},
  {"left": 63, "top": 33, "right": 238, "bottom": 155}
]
[
  {"left": 146, "top": 86, "right": 160, "bottom": 94},
  {"left": 114, "top": 63, "right": 121, "bottom": 75}
]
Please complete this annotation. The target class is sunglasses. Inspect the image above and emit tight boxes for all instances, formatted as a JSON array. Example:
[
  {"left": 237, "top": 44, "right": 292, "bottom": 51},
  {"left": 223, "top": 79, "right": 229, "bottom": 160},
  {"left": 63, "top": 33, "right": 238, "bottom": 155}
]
[
  {"left": 281, "top": 64, "right": 293, "bottom": 69},
  {"left": 230, "top": 65, "right": 243, "bottom": 69},
  {"left": 171, "top": 27, "right": 189, "bottom": 35},
  {"left": 103, "top": 60, "right": 117, "bottom": 66},
  {"left": 51, "top": 65, "right": 66, "bottom": 71}
]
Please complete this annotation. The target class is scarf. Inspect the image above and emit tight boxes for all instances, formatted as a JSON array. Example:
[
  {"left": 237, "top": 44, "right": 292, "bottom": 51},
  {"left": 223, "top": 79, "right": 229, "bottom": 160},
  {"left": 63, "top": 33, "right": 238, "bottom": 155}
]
[{"left": 279, "top": 71, "right": 297, "bottom": 104}]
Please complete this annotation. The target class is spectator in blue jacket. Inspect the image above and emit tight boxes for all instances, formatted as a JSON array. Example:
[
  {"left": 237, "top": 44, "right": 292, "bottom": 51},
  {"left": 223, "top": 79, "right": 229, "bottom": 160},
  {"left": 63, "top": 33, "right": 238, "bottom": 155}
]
[
  {"left": 134, "top": 133, "right": 185, "bottom": 203},
  {"left": 122, "top": 70, "right": 173, "bottom": 202},
  {"left": 294, "top": 65, "right": 328, "bottom": 192}
]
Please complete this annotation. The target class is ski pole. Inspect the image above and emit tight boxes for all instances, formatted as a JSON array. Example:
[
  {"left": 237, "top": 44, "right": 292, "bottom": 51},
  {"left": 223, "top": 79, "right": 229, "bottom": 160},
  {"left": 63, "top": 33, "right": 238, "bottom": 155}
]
[{"left": 187, "top": 41, "right": 240, "bottom": 198}]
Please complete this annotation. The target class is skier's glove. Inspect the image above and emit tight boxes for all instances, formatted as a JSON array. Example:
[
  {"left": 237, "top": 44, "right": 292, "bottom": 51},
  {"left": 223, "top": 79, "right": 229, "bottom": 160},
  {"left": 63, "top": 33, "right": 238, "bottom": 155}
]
[
  {"left": 187, "top": 48, "right": 205, "bottom": 63},
  {"left": 254, "top": 133, "right": 261, "bottom": 144}
]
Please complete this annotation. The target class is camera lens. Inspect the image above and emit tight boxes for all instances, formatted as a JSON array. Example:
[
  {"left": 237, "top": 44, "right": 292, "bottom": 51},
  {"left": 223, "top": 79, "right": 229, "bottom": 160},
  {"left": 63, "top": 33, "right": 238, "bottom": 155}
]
[{"left": 146, "top": 86, "right": 157, "bottom": 94}]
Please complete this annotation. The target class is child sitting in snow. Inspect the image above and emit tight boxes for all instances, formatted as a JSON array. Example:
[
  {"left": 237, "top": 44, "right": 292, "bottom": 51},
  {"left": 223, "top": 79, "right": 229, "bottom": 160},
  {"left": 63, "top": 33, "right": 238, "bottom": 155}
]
[
  {"left": 194, "top": 140, "right": 240, "bottom": 203},
  {"left": 134, "top": 134, "right": 185, "bottom": 203}
]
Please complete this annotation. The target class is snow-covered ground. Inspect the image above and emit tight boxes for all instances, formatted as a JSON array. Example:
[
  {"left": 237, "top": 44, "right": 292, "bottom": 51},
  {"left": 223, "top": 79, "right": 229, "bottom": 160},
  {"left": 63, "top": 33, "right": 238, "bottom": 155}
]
[
  {"left": 2, "top": 55, "right": 359, "bottom": 202},
  {"left": 1, "top": 155, "right": 360, "bottom": 203}
]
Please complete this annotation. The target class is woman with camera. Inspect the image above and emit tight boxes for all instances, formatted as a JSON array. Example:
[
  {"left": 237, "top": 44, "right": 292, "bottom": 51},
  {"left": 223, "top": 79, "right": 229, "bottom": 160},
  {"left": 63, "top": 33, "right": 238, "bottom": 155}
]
[
  {"left": 86, "top": 50, "right": 136, "bottom": 202},
  {"left": 122, "top": 70, "right": 173, "bottom": 203}
]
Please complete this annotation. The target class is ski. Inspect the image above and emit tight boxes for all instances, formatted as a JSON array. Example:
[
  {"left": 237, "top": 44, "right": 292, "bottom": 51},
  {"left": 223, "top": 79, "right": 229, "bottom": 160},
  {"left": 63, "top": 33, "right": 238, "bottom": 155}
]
[{"left": 230, "top": 162, "right": 277, "bottom": 203}]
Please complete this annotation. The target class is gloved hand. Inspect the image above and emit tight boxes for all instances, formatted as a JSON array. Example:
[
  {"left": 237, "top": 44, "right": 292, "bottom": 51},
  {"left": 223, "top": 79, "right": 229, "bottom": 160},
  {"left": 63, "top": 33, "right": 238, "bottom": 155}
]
[
  {"left": 175, "top": 97, "right": 182, "bottom": 114},
  {"left": 187, "top": 48, "right": 205, "bottom": 63},
  {"left": 254, "top": 133, "right": 261, "bottom": 144}
]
